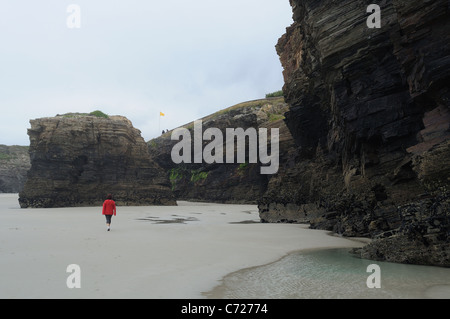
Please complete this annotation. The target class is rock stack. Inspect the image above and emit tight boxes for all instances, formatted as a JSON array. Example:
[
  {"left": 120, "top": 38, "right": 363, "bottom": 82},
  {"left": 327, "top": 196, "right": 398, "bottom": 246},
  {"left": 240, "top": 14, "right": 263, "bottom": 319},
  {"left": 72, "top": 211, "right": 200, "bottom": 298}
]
[{"left": 19, "top": 114, "right": 176, "bottom": 208}]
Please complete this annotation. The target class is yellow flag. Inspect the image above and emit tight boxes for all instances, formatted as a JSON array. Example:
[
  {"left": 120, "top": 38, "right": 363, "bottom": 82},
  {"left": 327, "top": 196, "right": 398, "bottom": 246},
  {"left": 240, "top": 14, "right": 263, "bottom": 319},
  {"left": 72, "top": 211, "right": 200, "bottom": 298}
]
[{"left": 160, "top": 112, "right": 165, "bottom": 117}]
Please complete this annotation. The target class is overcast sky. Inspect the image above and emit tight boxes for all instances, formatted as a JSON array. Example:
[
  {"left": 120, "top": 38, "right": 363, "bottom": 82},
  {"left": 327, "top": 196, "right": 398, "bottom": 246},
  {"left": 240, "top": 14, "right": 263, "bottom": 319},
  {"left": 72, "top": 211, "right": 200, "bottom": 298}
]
[{"left": 0, "top": 1, "right": 293, "bottom": 146}]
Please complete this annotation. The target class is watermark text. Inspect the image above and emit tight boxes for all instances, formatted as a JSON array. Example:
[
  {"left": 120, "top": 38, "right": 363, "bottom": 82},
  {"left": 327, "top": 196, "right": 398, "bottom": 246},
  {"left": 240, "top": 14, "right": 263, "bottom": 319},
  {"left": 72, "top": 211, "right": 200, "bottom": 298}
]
[
  {"left": 366, "top": 264, "right": 381, "bottom": 289},
  {"left": 66, "top": 264, "right": 81, "bottom": 289},
  {"left": 67, "top": 4, "right": 81, "bottom": 29},
  {"left": 171, "top": 120, "right": 279, "bottom": 175},
  {"left": 367, "top": 4, "right": 381, "bottom": 29}
]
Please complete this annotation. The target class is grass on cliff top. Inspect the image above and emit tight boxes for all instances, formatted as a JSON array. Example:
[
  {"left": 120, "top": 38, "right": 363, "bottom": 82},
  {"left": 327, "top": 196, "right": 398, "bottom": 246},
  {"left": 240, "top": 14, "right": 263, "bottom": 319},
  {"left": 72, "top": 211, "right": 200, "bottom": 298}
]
[
  {"left": 265, "top": 90, "right": 284, "bottom": 98},
  {"left": 149, "top": 95, "right": 286, "bottom": 141},
  {"left": 58, "top": 110, "right": 109, "bottom": 119},
  {"left": 0, "top": 145, "right": 29, "bottom": 161},
  {"left": 214, "top": 96, "right": 285, "bottom": 117},
  {"left": 177, "top": 96, "right": 286, "bottom": 131},
  {"left": 0, "top": 153, "right": 13, "bottom": 161}
]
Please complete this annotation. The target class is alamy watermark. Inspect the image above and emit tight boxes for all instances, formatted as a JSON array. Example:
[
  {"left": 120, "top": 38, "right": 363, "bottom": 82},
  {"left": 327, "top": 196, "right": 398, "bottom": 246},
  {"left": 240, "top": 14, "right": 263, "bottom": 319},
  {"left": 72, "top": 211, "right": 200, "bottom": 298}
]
[
  {"left": 366, "top": 264, "right": 381, "bottom": 289},
  {"left": 65, "top": 4, "right": 380, "bottom": 29},
  {"left": 66, "top": 4, "right": 81, "bottom": 29},
  {"left": 367, "top": 4, "right": 381, "bottom": 29},
  {"left": 170, "top": 120, "right": 279, "bottom": 175},
  {"left": 66, "top": 264, "right": 81, "bottom": 289}
]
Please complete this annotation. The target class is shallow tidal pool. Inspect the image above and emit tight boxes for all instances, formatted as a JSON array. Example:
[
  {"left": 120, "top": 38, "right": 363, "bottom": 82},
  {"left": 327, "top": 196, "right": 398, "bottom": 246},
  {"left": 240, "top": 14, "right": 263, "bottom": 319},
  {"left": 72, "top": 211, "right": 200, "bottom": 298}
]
[{"left": 206, "top": 248, "right": 450, "bottom": 299}]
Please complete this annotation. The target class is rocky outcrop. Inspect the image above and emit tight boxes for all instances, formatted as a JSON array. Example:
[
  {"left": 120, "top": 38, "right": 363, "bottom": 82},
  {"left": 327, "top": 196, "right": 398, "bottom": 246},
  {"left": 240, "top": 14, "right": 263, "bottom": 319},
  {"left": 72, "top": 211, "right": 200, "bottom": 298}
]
[
  {"left": 260, "top": 0, "right": 450, "bottom": 267},
  {"left": 19, "top": 114, "right": 176, "bottom": 208},
  {"left": 0, "top": 145, "right": 30, "bottom": 193},
  {"left": 360, "top": 192, "right": 450, "bottom": 267},
  {"left": 148, "top": 97, "right": 294, "bottom": 204}
]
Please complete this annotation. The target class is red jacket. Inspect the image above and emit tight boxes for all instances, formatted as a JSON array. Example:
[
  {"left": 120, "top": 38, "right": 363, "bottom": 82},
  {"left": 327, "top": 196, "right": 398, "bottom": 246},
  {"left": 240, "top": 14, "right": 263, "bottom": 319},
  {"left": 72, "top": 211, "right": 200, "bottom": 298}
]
[{"left": 102, "top": 199, "right": 116, "bottom": 216}]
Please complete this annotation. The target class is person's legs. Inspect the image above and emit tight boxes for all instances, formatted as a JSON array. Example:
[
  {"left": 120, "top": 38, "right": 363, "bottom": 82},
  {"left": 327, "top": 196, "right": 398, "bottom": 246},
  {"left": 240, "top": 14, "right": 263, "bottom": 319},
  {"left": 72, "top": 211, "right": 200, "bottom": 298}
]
[{"left": 105, "top": 215, "right": 112, "bottom": 231}]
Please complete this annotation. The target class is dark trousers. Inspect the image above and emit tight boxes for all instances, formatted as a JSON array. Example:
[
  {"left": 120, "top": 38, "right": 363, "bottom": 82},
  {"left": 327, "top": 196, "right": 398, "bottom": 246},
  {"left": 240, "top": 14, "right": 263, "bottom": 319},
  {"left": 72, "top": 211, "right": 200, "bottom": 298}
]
[{"left": 105, "top": 215, "right": 113, "bottom": 224}]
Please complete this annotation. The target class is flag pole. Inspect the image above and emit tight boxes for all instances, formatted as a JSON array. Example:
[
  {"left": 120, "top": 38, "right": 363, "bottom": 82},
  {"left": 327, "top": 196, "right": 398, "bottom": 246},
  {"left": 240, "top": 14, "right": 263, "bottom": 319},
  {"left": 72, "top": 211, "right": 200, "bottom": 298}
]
[{"left": 159, "top": 112, "right": 165, "bottom": 135}]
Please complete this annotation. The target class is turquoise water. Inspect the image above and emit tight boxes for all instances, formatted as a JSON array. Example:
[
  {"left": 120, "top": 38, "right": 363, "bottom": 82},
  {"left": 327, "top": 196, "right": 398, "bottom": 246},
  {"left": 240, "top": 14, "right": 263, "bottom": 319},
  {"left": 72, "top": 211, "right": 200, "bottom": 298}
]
[{"left": 207, "top": 249, "right": 450, "bottom": 299}]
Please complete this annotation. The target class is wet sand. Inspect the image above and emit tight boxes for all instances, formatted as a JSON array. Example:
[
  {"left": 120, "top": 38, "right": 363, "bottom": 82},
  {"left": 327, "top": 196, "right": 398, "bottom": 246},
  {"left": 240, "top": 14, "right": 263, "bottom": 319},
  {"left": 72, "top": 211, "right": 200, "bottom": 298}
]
[
  {"left": 0, "top": 194, "right": 365, "bottom": 299},
  {"left": 205, "top": 248, "right": 450, "bottom": 299}
]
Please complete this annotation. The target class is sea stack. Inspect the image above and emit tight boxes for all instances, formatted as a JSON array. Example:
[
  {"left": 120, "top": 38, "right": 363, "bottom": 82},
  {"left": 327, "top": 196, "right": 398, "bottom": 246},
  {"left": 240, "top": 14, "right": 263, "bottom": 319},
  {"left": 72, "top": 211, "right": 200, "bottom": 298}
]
[{"left": 19, "top": 113, "right": 176, "bottom": 208}]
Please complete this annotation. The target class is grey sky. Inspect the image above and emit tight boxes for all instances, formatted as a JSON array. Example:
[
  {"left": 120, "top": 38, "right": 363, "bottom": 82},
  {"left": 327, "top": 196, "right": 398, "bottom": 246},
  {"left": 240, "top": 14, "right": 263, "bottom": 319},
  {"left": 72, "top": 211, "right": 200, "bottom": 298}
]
[{"left": 0, "top": 1, "right": 293, "bottom": 145}]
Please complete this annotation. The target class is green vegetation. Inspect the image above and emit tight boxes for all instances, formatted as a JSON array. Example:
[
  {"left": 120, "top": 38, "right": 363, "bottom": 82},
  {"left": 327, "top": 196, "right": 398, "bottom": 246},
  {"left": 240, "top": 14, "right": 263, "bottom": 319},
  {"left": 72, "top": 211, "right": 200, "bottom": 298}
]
[
  {"left": 0, "top": 153, "right": 13, "bottom": 161},
  {"left": 89, "top": 110, "right": 109, "bottom": 118},
  {"left": 59, "top": 110, "right": 109, "bottom": 118},
  {"left": 171, "top": 96, "right": 287, "bottom": 133},
  {"left": 190, "top": 170, "right": 209, "bottom": 183},
  {"left": 268, "top": 113, "right": 286, "bottom": 122},
  {"left": 170, "top": 168, "right": 183, "bottom": 182},
  {"left": 169, "top": 168, "right": 184, "bottom": 191},
  {"left": 149, "top": 139, "right": 158, "bottom": 149},
  {"left": 237, "top": 162, "right": 249, "bottom": 176},
  {"left": 238, "top": 162, "right": 249, "bottom": 171},
  {"left": 215, "top": 99, "right": 268, "bottom": 117},
  {"left": 0, "top": 145, "right": 29, "bottom": 162},
  {"left": 265, "top": 90, "right": 284, "bottom": 98},
  {"left": 168, "top": 168, "right": 210, "bottom": 190}
]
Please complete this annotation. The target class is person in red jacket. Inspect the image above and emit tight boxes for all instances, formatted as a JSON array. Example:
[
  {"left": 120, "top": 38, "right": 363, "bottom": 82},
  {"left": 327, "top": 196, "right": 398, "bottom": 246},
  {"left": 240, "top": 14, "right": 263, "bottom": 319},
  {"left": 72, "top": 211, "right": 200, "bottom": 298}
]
[{"left": 102, "top": 194, "right": 116, "bottom": 231}]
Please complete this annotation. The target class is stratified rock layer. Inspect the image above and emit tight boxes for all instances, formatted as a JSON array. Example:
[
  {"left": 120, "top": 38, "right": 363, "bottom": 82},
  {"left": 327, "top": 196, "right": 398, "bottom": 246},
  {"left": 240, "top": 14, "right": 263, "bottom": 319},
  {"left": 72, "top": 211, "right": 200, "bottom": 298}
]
[
  {"left": 0, "top": 145, "right": 30, "bottom": 193},
  {"left": 260, "top": 0, "right": 450, "bottom": 266},
  {"left": 19, "top": 115, "right": 176, "bottom": 208}
]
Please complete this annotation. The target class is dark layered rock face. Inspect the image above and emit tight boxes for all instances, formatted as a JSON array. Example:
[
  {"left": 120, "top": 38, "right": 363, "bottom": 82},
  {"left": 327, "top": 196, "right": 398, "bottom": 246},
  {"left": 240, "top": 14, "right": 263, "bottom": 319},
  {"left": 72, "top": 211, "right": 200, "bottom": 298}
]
[
  {"left": 149, "top": 97, "right": 293, "bottom": 204},
  {"left": 260, "top": 0, "right": 450, "bottom": 266},
  {"left": 19, "top": 115, "right": 176, "bottom": 208},
  {"left": 0, "top": 145, "right": 30, "bottom": 193}
]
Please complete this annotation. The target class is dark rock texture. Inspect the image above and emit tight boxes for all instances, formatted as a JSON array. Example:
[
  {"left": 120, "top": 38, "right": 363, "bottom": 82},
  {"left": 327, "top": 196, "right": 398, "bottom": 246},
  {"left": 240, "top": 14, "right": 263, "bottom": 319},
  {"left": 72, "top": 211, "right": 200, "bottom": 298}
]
[
  {"left": 0, "top": 145, "right": 30, "bottom": 193},
  {"left": 260, "top": 0, "right": 450, "bottom": 266},
  {"left": 19, "top": 115, "right": 176, "bottom": 208},
  {"left": 149, "top": 97, "right": 292, "bottom": 204}
]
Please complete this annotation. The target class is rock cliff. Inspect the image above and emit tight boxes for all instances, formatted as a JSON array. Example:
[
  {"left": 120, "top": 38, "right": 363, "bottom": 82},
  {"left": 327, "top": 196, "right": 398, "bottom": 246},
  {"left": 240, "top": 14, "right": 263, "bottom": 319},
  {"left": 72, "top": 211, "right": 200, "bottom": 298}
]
[
  {"left": 19, "top": 114, "right": 176, "bottom": 208},
  {"left": 148, "top": 97, "right": 294, "bottom": 204},
  {"left": 260, "top": 0, "right": 450, "bottom": 266},
  {"left": 0, "top": 145, "right": 30, "bottom": 193}
]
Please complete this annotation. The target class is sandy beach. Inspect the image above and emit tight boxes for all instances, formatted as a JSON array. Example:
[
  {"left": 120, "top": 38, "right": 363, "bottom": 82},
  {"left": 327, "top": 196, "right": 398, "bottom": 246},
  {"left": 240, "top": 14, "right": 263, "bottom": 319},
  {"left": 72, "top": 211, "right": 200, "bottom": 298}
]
[{"left": 0, "top": 194, "right": 366, "bottom": 299}]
